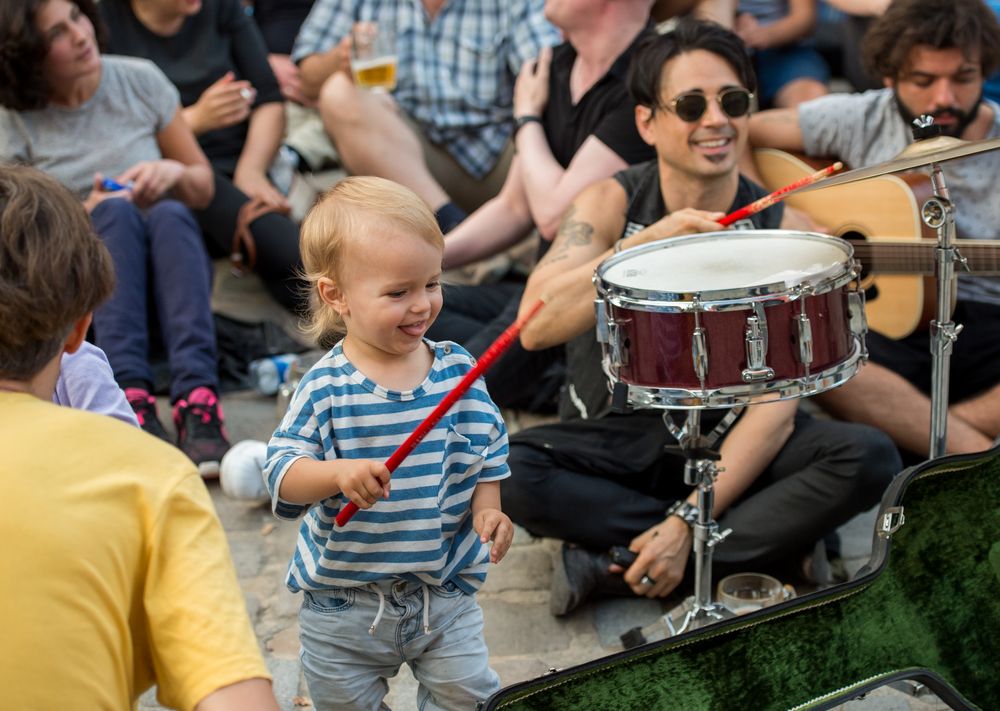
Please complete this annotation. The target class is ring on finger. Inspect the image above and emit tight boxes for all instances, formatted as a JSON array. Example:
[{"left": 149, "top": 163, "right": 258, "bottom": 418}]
[{"left": 640, "top": 574, "right": 656, "bottom": 587}]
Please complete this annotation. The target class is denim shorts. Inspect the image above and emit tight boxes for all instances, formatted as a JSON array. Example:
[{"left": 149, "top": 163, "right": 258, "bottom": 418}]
[{"left": 298, "top": 579, "right": 500, "bottom": 710}]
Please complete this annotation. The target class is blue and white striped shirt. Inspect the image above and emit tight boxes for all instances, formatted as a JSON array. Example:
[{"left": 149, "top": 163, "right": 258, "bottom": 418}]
[
  {"left": 265, "top": 340, "right": 510, "bottom": 595},
  {"left": 291, "top": 0, "right": 560, "bottom": 178}
]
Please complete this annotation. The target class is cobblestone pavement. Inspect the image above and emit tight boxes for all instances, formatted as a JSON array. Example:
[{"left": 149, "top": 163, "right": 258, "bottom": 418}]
[
  {"left": 137, "top": 389, "right": 948, "bottom": 711},
  {"left": 138, "top": 253, "right": 949, "bottom": 709}
]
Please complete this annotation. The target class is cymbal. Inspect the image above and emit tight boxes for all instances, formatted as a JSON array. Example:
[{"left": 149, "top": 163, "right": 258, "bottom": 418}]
[{"left": 796, "top": 134, "right": 1000, "bottom": 192}]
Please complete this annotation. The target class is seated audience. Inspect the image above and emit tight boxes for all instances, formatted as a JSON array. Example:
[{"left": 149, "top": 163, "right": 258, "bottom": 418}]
[
  {"left": 290, "top": 0, "right": 561, "bottom": 233},
  {"left": 750, "top": 0, "right": 1000, "bottom": 458},
  {"left": 0, "top": 0, "right": 231, "bottom": 473},
  {"left": 0, "top": 162, "right": 278, "bottom": 711},
  {"left": 426, "top": 0, "right": 657, "bottom": 411},
  {"left": 503, "top": 20, "right": 900, "bottom": 614},
  {"left": 101, "top": 0, "right": 306, "bottom": 313}
]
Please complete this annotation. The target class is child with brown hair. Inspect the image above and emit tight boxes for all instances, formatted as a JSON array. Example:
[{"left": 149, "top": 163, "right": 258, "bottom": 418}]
[{"left": 264, "top": 176, "right": 514, "bottom": 710}]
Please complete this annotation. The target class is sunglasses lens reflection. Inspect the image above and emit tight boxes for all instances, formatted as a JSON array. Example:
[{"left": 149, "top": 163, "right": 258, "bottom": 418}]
[
  {"left": 671, "top": 89, "right": 751, "bottom": 122},
  {"left": 721, "top": 89, "right": 751, "bottom": 118}
]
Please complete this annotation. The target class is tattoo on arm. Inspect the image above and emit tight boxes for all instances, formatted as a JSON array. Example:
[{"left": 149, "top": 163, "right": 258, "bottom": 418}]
[{"left": 538, "top": 205, "right": 595, "bottom": 267}]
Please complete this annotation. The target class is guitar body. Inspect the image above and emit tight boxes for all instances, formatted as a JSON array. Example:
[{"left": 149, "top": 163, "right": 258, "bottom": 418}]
[
  {"left": 484, "top": 445, "right": 1000, "bottom": 710},
  {"left": 754, "top": 148, "right": 938, "bottom": 339}
]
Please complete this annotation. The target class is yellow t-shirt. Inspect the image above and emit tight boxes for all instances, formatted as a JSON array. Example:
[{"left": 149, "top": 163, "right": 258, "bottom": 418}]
[{"left": 0, "top": 393, "right": 269, "bottom": 710}]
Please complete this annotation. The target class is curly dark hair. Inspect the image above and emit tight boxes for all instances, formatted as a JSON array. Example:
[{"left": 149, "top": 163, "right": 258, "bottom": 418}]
[
  {"left": 0, "top": 0, "right": 107, "bottom": 111},
  {"left": 628, "top": 18, "right": 757, "bottom": 112},
  {"left": 862, "top": 0, "right": 1000, "bottom": 81}
]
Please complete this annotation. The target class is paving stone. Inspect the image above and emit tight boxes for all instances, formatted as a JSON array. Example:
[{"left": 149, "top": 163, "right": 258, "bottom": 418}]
[
  {"left": 482, "top": 542, "right": 553, "bottom": 592},
  {"left": 266, "top": 624, "right": 302, "bottom": 660}
]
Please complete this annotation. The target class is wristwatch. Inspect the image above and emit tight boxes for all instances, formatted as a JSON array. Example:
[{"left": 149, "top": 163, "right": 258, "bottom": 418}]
[
  {"left": 513, "top": 114, "right": 542, "bottom": 136},
  {"left": 666, "top": 500, "right": 699, "bottom": 528}
]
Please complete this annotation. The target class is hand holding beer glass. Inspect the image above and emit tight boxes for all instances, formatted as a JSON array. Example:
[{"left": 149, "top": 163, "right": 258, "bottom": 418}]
[{"left": 351, "top": 22, "right": 397, "bottom": 92}]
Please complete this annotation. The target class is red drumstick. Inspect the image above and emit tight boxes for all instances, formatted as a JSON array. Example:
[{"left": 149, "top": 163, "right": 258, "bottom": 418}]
[
  {"left": 334, "top": 298, "right": 547, "bottom": 527},
  {"left": 718, "top": 162, "right": 842, "bottom": 226}
]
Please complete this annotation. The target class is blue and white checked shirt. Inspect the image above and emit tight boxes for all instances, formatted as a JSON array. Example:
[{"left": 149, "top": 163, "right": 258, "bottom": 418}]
[
  {"left": 292, "top": 0, "right": 560, "bottom": 178},
  {"left": 265, "top": 340, "right": 510, "bottom": 595}
]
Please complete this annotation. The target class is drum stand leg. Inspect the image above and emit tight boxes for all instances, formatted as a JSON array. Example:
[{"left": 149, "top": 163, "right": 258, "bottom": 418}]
[
  {"left": 923, "top": 162, "right": 965, "bottom": 460},
  {"left": 663, "top": 410, "right": 738, "bottom": 635}
]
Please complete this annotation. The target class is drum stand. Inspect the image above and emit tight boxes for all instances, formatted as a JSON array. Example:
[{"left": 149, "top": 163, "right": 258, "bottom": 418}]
[
  {"left": 658, "top": 408, "right": 743, "bottom": 635},
  {"left": 914, "top": 118, "right": 967, "bottom": 459}
]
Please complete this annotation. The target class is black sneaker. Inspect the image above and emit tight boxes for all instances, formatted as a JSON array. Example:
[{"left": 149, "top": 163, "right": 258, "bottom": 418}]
[
  {"left": 173, "top": 386, "right": 230, "bottom": 478},
  {"left": 125, "top": 387, "right": 171, "bottom": 442},
  {"left": 550, "top": 543, "right": 631, "bottom": 616}
]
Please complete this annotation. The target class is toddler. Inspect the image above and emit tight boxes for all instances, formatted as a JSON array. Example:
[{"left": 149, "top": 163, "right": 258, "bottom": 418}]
[{"left": 264, "top": 176, "right": 514, "bottom": 710}]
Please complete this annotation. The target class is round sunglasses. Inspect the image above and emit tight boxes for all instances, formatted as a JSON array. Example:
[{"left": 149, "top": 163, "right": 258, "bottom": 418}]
[{"left": 662, "top": 87, "right": 754, "bottom": 122}]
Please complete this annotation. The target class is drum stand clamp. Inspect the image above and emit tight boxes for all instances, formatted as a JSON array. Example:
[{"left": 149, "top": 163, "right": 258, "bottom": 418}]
[{"left": 622, "top": 409, "right": 743, "bottom": 647}]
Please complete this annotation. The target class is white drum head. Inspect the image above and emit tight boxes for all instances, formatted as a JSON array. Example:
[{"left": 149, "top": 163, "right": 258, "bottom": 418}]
[{"left": 602, "top": 231, "right": 850, "bottom": 294}]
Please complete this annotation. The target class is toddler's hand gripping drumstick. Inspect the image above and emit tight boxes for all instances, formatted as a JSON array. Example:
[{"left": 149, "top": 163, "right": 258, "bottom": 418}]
[
  {"left": 334, "top": 298, "right": 547, "bottom": 527},
  {"left": 717, "top": 162, "right": 842, "bottom": 227}
]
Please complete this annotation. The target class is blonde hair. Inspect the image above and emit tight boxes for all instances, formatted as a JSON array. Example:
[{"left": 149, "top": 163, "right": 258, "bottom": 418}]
[{"left": 299, "top": 176, "right": 444, "bottom": 348}]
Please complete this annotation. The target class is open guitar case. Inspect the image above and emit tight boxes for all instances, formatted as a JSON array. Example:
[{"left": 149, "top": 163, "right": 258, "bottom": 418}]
[{"left": 482, "top": 444, "right": 1000, "bottom": 710}]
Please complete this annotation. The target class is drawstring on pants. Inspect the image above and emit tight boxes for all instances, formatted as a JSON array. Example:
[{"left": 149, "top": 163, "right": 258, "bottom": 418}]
[{"left": 366, "top": 582, "right": 433, "bottom": 637}]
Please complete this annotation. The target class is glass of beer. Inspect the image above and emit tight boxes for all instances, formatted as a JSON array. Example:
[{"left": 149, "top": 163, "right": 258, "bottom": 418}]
[{"left": 351, "top": 23, "right": 397, "bottom": 92}]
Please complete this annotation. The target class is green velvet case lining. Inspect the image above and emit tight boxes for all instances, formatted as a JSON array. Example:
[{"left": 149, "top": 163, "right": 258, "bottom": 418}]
[{"left": 486, "top": 447, "right": 1000, "bottom": 710}]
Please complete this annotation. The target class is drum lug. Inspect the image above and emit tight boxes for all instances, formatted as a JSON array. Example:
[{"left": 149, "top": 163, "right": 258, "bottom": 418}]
[
  {"left": 692, "top": 327, "right": 709, "bottom": 385},
  {"left": 594, "top": 299, "right": 609, "bottom": 344},
  {"left": 742, "top": 304, "right": 775, "bottom": 382},
  {"left": 796, "top": 313, "right": 814, "bottom": 372},
  {"left": 848, "top": 288, "right": 869, "bottom": 361}
]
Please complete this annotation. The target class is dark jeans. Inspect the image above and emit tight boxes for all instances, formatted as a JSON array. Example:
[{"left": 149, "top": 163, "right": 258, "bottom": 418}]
[
  {"left": 193, "top": 170, "right": 305, "bottom": 314},
  {"left": 90, "top": 198, "right": 218, "bottom": 401},
  {"left": 427, "top": 280, "right": 564, "bottom": 411},
  {"left": 503, "top": 409, "right": 901, "bottom": 570}
]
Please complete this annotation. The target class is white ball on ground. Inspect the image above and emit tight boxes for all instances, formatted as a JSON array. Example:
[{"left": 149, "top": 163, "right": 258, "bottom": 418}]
[{"left": 220, "top": 439, "right": 269, "bottom": 503}]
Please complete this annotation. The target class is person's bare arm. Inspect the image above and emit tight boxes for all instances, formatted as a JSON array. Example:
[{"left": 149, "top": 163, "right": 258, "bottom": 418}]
[
  {"left": 147, "top": 111, "right": 215, "bottom": 209},
  {"left": 517, "top": 180, "right": 629, "bottom": 351},
  {"left": 233, "top": 102, "right": 289, "bottom": 210},
  {"left": 822, "top": 0, "right": 889, "bottom": 15},
  {"left": 443, "top": 156, "right": 535, "bottom": 269},
  {"left": 737, "top": 0, "right": 818, "bottom": 50},
  {"left": 517, "top": 131, "right": 629, "bottom": 240},
  {"left": 299, "top": 38, "right": 351, "bottom": 100},
  {"left": 195, "top": 679, "right": 280, "bottom": 711},
  {"left": 518, "top": 180, "right": 726, "bottom": 350},
  {"left": 749, "top": 108, "right": 806, "bottom": 153},
  {"left": 511, "top": 49, "right": 629, "bottom": 239},
  {"left": 278, "top": 457, "right": 391, "bottom": 510}
]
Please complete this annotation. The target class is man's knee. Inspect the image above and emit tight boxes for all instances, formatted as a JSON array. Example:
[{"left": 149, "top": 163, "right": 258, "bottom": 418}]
[
  {"left": 318, "top": 72, "right": 364, "bottom": 128},
  {"left": 839, "top": 426, "right": 901, "bottom": 509},
  {"left": 501, "top": 444, "right": 552, "bottom": 530}
]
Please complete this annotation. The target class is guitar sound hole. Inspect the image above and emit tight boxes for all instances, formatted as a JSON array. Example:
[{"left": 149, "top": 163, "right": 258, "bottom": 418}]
[{"left": 839, "top": 230, "right": 879, "bottom": 299}]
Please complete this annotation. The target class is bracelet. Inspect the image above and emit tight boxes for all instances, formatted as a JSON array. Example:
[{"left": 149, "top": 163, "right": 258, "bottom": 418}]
[
  {"left": 513, "top": 114, "right": 542, "bottom": 136},
  {"left": 613, "top": 239, "right": 627, "bottom": 253},
  {"left": 665, "top": 500, "right": 699, "bottom": 529}
]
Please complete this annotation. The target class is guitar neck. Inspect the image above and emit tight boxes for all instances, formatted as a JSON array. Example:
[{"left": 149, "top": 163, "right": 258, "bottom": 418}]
[{"left": 853, "top": 239, "right": 1000, "bottom": 276}]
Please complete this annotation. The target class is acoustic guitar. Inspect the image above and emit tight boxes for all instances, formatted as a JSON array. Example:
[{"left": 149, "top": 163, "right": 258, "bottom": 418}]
[{"left": 754, "top": 148, "right": 1000, "bottom": 339}]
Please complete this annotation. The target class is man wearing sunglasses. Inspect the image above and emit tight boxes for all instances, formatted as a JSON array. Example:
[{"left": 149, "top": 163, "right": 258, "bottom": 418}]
[
  {"left": 750, "top": 0, "right": 1000, "bottom": 460},
  {"left": 499, "top": 19, "right": 899, "bottom": 615}
]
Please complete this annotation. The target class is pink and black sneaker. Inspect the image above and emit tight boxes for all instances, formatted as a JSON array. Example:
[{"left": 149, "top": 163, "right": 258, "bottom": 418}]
[
  {"left": 125, "top": 387, "right": 170, "bottom": 442},
  {"left": 173, "top": 386, "right": 231, "bottom": 478}
]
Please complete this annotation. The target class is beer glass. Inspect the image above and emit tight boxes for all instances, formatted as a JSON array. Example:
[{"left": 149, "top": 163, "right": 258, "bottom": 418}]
[{"left": 351, "top": 23, "right": 397, "bottom": 92}]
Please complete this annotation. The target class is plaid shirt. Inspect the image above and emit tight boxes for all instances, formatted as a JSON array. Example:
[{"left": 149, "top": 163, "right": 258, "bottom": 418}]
[{"left": 292, "top": 0, "right": 560, "bottom": 178}]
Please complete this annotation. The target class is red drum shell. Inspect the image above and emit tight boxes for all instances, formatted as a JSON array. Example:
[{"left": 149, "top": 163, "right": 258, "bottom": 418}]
[{"left": 611, "top": 289, "right": 853, "bottom": 390}]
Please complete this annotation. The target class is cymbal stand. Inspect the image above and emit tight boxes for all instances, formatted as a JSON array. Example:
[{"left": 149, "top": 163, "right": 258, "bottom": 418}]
[
  {"left": 659, "top": 408, "right": 742, "bottom": 634},
  {"left": 914, "top": 117, "right": 968, "bottom": 459}
]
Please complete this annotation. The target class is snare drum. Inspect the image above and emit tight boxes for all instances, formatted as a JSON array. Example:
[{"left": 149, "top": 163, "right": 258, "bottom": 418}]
[{"left": 594, "top": 231, "right": 866, "bottom": 409}]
